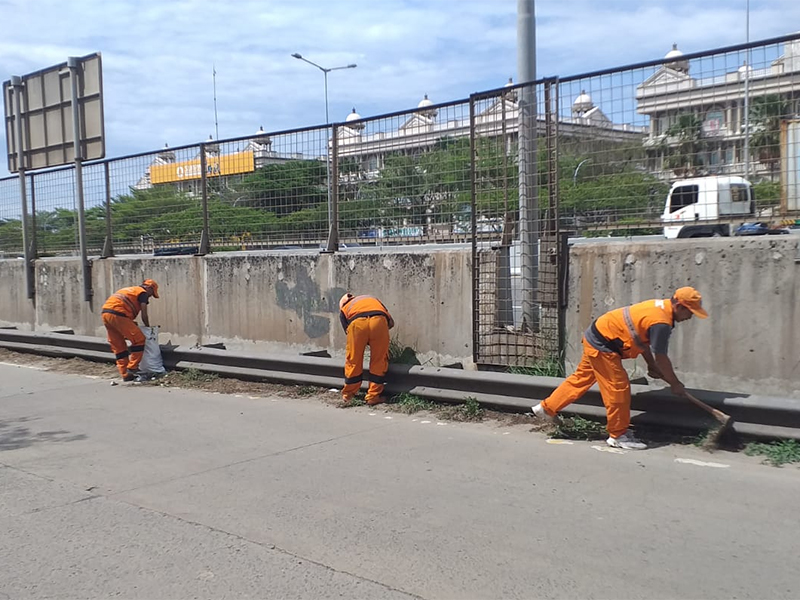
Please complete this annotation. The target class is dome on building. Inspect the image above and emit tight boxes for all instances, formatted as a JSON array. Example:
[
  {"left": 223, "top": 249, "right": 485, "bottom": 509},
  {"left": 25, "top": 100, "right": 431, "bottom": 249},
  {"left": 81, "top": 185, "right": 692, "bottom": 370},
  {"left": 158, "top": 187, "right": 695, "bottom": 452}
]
[
  {"left": 665, "top": 43, "right": 689, "bottom": 73},
  {"left": 417, "top": 94, "right": 437, "bottom": 118},
  {"left": 572, "top": 90, "right": 594, "bottom": 114},
  {"left": 253, "top": 126, "right": 271, "bottom": 147},
  {"left": 345, "top": 107, "right": 364, "bottom": 130},
  {"left": 738, "top": 63, "right": 753, "bottom": 75},
  {"left": 665, "top": 43, "right": 684, "bottom": 61}
]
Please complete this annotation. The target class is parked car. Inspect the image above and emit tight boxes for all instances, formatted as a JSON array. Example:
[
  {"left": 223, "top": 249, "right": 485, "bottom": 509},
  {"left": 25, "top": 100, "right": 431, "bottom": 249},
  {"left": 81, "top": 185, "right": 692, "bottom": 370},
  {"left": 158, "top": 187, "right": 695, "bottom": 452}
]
[{"left": 733, "top": 222, "right": 790, "bottom": 236}]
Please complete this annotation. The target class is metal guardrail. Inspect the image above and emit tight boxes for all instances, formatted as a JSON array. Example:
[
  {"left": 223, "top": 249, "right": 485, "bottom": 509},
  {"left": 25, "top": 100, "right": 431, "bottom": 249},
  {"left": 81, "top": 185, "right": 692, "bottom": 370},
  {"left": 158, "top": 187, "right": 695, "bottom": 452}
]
[{"left": 1, "top": 328, "right": 799, "bottom": 440}]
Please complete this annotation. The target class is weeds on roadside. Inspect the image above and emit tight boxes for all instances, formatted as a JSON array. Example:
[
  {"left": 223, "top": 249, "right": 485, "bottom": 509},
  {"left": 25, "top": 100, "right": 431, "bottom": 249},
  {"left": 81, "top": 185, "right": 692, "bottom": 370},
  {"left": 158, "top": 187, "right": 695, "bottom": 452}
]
[
  {"left": 392, "top": 393, "right": 435, "bottom": 414},
  {"left": 295, "top": 385, "right": 318, "bottom": 397},
  {"left": 551, "top": 416, "right": 606, "bottom": 440},
  {"left": 388, "top": 338, "right": 421, "bottom": 365},
  {"left": 508, "top": 355, "right": 565, "bottom": 378},
  {"left": 437, "top": 397, "right": 485, "bottom": 422},
  {"left": 176, "top": 368, "right": 217, "bottom": 384},
  {"left": 745, "top": 439, "right": 800, "bottom": 467}
]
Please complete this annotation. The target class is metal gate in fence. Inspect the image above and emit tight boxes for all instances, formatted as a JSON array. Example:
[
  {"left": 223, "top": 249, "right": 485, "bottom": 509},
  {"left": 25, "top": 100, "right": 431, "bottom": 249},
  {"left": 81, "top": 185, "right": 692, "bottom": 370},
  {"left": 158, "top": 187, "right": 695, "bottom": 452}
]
[{"left": 470, "top": 80, "right": 566, "bottom": 371}]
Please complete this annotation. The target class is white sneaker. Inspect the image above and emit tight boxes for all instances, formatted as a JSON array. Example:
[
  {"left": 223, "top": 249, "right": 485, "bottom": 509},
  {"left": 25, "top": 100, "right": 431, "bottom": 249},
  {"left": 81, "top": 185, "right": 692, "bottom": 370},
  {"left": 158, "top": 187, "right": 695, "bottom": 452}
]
[
  {"left": 606, "top": 432, "right": 647, "bottom": 450},
  {"left": 531, "top": 402, "right": 556, "bottom": 423}
]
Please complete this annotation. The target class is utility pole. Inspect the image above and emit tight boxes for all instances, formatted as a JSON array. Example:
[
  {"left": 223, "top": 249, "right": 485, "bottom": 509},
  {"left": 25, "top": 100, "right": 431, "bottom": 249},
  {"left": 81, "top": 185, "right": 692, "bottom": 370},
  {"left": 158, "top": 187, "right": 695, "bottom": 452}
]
[{"left": 518, "top": 0, "right": 538, "bottom": 331}]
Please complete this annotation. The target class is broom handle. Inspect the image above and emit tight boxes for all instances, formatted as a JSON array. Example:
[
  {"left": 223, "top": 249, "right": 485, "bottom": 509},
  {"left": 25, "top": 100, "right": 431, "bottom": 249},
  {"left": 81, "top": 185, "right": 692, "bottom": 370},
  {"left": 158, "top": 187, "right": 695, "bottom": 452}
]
[{"left": 684, "top": 392, "right": 730, "bottom": 424}]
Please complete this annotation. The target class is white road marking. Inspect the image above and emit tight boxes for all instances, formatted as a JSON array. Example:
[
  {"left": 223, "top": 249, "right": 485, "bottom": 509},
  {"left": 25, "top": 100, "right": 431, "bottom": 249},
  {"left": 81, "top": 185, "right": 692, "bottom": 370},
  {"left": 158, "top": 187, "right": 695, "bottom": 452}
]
[
  {"left": 384, "top": 416, "right": 393, "bottom": 420},
  {"left": 369, "top": 413, "right": 377, "bottom": 416},
  {"left": 437, "top": 422, "right": 447, "bottom": 426},
  {"left": 675, "top": 458, "right": 730, "bottom": 469},
  {"left": 502, "top": 432, "right": 511, "bottom": 435},
  {"left": 546, "top": 439, "right": 574, "bottom": 445},
  {"left": 420, "top": 420, "right": 431, "bottom": 424},
  {"left": 591, "top": 445, "right": 627, "bottom": 455}
]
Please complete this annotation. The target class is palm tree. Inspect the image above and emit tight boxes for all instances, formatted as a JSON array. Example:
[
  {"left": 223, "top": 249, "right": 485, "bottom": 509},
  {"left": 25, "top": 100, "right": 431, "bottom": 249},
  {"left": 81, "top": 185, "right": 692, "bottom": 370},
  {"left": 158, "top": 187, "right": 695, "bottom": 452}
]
[
  {"left": 662, "top": 114, "right": 705, "bottom": 176},
  {"left": 749, "top": 94, "right": 792, "bottom": 180}
]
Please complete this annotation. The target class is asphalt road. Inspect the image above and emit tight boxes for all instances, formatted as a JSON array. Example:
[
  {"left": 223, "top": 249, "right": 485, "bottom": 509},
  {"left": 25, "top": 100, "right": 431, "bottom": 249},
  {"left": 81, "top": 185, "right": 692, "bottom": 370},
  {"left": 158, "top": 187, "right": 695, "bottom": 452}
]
[{"left": 2, "top": 363, "right": 799, "bottom": 600}]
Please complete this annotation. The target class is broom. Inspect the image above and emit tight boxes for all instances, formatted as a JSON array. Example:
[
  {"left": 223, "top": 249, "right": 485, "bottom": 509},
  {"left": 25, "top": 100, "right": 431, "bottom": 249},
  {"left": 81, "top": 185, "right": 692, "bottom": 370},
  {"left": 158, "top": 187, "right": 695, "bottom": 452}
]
[{"left": 684, "top": 392, "right": 734, "bottom": 449}]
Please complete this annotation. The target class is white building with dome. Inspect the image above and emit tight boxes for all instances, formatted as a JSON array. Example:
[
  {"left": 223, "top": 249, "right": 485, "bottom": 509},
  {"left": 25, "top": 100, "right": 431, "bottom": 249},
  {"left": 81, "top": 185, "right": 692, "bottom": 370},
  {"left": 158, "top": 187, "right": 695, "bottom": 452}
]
[
  {"left": 336, "top": 86, "right": 646, "bottom": 179},
  {"left": 636, "top": 39, "right": 800, "bottom": 179}
]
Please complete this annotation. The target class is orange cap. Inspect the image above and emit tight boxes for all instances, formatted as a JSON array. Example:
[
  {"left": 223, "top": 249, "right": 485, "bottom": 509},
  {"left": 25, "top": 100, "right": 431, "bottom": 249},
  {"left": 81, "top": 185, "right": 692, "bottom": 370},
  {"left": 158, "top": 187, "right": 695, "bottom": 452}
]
[
  {"left": 142, "top": 279, "right": 160, "bottom": 298},
  {"left": 339, "top": 293, "right": 354, "bottom": 310},
  {"left": 673, "top": 286, "right": 707, "bottom": 318}
]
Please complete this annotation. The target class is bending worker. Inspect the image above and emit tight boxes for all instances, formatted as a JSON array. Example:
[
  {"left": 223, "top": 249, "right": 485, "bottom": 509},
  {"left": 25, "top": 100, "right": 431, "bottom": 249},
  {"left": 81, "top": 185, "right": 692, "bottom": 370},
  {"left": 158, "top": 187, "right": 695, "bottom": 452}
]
[
  {"left": 531, "top": 287, "right": 708, "bottom": 450},
  {"left": 101, "top": 279, "right": 160, "bottom": 381},
  {"left": 339, "top": 293, "right": 395, "bottom": 406}
]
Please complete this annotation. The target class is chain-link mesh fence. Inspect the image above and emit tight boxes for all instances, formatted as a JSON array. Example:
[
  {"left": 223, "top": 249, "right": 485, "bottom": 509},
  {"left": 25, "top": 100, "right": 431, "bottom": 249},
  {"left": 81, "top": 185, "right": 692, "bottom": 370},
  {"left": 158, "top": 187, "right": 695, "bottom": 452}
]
[
  {"left": 4, "top": 34, "right": 800, "bottom": 366},
  {"left": 335, "top": 100, "right": 473, "bottom": 246}
]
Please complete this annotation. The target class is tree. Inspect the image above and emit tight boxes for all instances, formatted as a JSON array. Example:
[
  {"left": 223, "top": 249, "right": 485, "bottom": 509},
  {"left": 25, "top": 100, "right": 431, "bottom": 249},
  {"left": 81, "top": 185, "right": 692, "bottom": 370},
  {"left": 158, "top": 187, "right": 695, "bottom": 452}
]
[
  {"left": 663, "top": 114, "right": 705, "bottom": 176},
  {"left": 750, "top": 94, "right": 791, "bottom": 180},
  {"left": 235, "top": 159, "right": 327, "bottom": 215}
]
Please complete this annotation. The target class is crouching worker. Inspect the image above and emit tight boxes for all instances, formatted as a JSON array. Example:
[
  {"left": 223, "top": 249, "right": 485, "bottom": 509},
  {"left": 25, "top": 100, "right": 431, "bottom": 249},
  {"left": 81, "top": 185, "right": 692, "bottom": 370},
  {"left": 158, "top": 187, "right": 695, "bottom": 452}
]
[
  {"left": 102, "top": 279, "right": 160, "bottom": 381},
  {"left": 339, "top": 293, "right": 395, "bottom": 406},
  {"left": 531, "top": 287, "right": 708, "bottom": 450}
]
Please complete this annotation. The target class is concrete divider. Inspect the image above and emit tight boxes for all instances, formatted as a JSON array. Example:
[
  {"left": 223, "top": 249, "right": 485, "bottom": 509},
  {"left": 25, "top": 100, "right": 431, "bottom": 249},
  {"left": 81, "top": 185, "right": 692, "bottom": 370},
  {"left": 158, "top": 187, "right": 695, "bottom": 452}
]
[{"left": 2, "top": 329, "right": 799, "bottom": 441}]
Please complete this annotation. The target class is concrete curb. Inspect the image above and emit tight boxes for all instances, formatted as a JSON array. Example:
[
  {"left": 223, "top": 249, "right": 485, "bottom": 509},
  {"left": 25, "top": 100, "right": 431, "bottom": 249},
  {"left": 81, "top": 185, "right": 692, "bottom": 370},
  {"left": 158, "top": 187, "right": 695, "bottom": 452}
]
[{"left": 1, "top": 329, "right": 799, "bottom": 440}]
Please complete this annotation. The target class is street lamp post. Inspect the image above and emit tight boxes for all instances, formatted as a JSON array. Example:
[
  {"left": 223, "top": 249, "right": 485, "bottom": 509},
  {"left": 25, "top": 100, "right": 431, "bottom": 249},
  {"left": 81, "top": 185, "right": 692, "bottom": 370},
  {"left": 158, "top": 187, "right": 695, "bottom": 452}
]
[{"left": 291, "top": 53, "right": 357, "bottom": 253}]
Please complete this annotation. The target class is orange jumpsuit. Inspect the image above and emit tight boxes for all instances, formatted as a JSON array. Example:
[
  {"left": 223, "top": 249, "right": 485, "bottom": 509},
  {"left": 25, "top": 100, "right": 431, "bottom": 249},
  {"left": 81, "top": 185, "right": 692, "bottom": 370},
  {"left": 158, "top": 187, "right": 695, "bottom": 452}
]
[
  {"left": 340, "top": 295, "right": 394, "bottom": 403},
  {"left": 541, "top": 299, "right": 675, "bottom": 438},
  {"left": 101, "top": 286, "right": 149, "bottom": 377}
]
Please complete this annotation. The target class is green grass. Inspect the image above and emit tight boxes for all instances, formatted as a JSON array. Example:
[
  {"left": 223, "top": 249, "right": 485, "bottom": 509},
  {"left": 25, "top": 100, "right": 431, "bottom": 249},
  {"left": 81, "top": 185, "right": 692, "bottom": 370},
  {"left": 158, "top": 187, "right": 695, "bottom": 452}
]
[
  {"left": 437, "top": 397, "right": 485, "bottom": 422},
  {"left": 551, "top": 416, "right": 607, "bottom": 440},
  {"left": 388, "top": 338, "right": 421, "bottom": 365},
  {"left": 177, "top": 368, "right": 217, "bottom": 383},
  {"left": 508, "top": 356, "right": 565, "bottom": 378},
  {"left": 295, "top": 385, "right": 318, "bottom": 397},
  {"left": 744, "top": 439, "right": 800, "bottom": 467},
  {"left": 392, "top": 393, "right": 435, "bottom": 414}
]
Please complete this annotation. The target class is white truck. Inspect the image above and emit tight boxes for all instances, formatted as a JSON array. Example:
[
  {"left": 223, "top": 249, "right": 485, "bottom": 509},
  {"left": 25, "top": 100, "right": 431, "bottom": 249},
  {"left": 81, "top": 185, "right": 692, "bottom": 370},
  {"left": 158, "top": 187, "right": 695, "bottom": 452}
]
[{"left": 661, "top": 175, "right": 755, "bottom": 239}]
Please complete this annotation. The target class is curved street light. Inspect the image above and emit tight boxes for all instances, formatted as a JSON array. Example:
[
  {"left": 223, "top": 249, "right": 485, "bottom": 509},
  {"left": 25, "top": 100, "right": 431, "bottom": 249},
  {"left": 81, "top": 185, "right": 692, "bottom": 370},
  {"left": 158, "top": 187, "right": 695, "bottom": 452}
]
[{"left": 291, "top": 53, "right": 357, "bottom": 253}]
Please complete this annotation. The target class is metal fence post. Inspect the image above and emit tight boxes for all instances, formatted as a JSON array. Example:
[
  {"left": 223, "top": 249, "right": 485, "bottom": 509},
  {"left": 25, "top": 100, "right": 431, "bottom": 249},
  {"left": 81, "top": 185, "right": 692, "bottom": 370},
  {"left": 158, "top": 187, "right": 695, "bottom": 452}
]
[
  {"left": 197, "top": 143, "right": 211, "bottom": 255},
  {"left": 469, "top": 95, "right": 480, "bottom": 365},
  {"left": 102, "top": 161, "right": 114, "bottom": 257},
  {"left": 67, "top": 57, "right": 92, "bottom": 301},
  {"left": 11, "top": 75, "right": 35, "bottom": 299},
  {"left": 323, "top": 124, "right": 340, "bottom": 253},
  {"left": 29, "top": 174, "right": 37, "bottom": 261}
]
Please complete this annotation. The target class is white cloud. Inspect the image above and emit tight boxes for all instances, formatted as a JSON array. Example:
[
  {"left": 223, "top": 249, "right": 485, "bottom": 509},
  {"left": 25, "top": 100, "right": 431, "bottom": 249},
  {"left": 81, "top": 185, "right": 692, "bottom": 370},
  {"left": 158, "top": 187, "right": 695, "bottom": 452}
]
[{"left": 1, "top": 0, "right": 800, "bottom": 185}]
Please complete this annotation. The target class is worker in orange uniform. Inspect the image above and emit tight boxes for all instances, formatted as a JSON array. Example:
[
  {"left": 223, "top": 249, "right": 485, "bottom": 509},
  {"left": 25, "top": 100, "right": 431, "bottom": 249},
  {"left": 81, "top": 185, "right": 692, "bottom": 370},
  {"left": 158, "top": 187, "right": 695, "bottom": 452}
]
[
  {"left": 339, "top": 293, "right": 395, "bottom": 406},
  {"left": 101, "top": 279, "right": 160, "bottom": 381},
  {"left": 531, "top": 287, "right": 708, "bottom": 450}
]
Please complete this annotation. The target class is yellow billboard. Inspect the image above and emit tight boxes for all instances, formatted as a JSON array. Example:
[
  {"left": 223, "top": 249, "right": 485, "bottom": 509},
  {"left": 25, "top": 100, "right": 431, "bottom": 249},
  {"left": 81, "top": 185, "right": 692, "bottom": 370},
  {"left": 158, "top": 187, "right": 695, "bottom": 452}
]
[{"left": 150, "top": 150, "right": 255, "bottom": 184}]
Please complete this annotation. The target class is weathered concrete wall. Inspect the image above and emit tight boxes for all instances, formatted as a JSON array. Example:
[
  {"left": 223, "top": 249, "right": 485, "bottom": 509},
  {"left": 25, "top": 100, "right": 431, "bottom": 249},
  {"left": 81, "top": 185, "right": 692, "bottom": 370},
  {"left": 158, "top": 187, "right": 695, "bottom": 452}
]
[
  {"left": 565, "top": 237, "right": 800, "bottom": 397},
  {"left": 0, "top": 249, "right": 473, "bottom": 366},
  {"left": 0, "top": 260, "right": 35, "bottom": 330}
]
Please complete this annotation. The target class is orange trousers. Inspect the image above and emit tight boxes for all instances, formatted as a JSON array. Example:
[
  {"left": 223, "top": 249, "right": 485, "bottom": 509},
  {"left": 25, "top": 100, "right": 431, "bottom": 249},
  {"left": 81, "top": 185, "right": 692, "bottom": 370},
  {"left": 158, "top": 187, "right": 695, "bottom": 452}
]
[
  {"left": 541, "top": 337, "right": 632, "bottom": 438},
  {"left": 102, "top": 313, "right": 145, "bottom": 377},
  {"left": 342, "top": 316, "right": 390, "bottom": 402}
]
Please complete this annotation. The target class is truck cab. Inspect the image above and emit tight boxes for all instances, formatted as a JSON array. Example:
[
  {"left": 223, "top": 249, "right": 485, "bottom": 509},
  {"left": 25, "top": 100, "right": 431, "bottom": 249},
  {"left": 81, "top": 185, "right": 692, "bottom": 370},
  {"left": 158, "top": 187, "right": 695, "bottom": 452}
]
[{"left": 662, "top": 176, "right": 754, "bottom": 239}]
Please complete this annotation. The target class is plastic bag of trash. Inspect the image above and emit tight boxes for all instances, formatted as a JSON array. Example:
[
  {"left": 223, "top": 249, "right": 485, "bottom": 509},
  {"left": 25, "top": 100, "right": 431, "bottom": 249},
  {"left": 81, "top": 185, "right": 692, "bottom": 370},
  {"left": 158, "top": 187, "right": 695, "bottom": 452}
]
[{"left": 138, "top": 325, "right": 166, "bottom": 375}]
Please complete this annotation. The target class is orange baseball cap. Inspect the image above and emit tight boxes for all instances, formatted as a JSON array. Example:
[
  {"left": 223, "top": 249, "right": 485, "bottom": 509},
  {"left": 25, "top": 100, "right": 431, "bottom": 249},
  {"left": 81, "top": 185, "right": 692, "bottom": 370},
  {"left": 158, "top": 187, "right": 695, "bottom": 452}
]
[
  {"left": 673, "top": 286, "right": 707, "bottom": 318},
  {"left": 142, "top": 279, "right": 160, "bottom": 298},
  {"left": 339, "top": 293, "right": 354, "bottom": 310}
]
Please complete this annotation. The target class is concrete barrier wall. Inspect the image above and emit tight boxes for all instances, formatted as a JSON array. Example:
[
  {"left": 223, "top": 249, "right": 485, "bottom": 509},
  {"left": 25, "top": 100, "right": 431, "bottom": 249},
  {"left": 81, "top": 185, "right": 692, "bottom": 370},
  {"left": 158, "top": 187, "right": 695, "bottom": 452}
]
[
  {"left": 565, "top": 236, "right": 800, "bottom": 397},
  {"left": 0, "top": 250, "right": 473, "bottom": 366},
  {"left": 3, "top": 238, "right": 799, "bottom": 395}
]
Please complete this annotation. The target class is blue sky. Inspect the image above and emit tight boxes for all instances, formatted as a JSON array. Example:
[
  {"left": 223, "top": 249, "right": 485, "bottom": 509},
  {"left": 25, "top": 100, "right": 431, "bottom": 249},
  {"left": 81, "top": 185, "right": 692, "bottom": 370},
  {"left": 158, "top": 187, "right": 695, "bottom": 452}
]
[{"left": 2, "top": 0, "right": 800, "bottom": 179}]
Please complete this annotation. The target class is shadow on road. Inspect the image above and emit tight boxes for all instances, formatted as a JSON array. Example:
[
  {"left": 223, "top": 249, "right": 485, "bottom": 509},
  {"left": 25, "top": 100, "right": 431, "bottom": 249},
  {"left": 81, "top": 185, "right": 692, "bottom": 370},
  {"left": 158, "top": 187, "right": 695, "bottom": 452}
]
[{"left": 0, "top": 417, "right": 87, "bottom": 451}]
